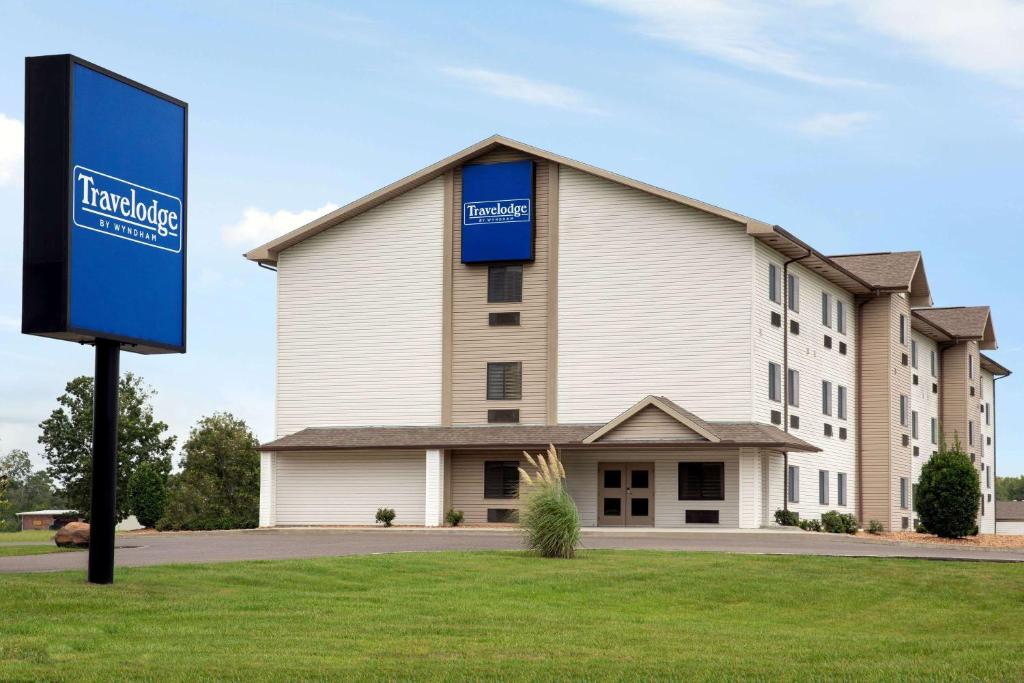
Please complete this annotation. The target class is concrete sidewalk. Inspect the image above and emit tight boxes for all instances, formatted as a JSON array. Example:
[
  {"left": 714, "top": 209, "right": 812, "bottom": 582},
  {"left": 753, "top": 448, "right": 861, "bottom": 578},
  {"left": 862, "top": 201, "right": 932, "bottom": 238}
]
[{"left": 3, "top": 527, "right": 1024, "bottom": 573}]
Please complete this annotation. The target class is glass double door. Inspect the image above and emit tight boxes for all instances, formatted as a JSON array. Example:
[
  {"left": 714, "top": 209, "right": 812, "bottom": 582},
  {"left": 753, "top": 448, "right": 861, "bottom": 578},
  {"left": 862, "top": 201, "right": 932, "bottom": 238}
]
[{"left": 597, "top": 462, "right": 655, "bottom": 527}]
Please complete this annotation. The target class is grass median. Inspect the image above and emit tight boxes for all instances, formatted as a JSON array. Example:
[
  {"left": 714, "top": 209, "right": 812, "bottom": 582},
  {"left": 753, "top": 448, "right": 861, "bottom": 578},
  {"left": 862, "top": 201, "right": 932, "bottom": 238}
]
[{"left": 2, "top": 550, "right": 1022, "bottom": 680}]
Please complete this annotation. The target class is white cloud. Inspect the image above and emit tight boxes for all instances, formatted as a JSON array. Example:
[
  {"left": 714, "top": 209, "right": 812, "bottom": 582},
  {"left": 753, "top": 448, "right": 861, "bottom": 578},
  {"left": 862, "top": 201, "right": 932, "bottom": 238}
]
[
  {"left": 584, "top": 0, "right": 876, "bottom": 87},
  {"left": 0, "top": 113, "right": 24, "bottom": 187},
  {"left": 797, "top": 111, "right": 876, "bottom": 137},
  {"left": 441, "top": 67, "right": 602, "bottom": 113},
  {"left": 849, "top": 0, "right": 1024, "bottom": 87},
  {"left": 222, "top": 202, "right": 339, "bottom": 246}
]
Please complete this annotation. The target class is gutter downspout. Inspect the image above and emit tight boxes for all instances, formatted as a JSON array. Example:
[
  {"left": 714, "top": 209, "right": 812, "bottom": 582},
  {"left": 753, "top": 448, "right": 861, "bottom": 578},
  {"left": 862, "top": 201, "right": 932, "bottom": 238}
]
[
  {"left": 993, "top": 371, "right": 1007, "bottom": 534},
  {"left": 782, "top": 249, "right": 812, "bottom": 511}
]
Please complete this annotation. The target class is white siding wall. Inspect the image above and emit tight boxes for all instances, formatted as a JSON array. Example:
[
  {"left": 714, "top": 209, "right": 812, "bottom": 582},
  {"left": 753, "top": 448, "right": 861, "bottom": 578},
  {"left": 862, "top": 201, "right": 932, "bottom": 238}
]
[
  {"left": 997, "top": 521, "right": 1024, "bottom": 536},
  {"left": 751, "top": 242, "right": 858, "bottom": 521},
  {"left": 562, "top": 448, "right": 740, "bottom": 528},
  {"left": 275, "top": 178, "right": 445, "bottom": 436},
  {"left": 980, "top": 370, "right": 996, "bottom": 533},
  {"left": 910, "top": 331, "right": 940, "bottom": 505},
  {"left": 259, "top": 452, "right": 276, "bottom": 527},
  {"left": 737, "top": 448, "right": 763, "bottom": 528},
  {"left": 557, "top": 168, "right": 753, "bottom": 423},
  {"left": 274, "top": 451, "right": 426, "bottom": 526}
]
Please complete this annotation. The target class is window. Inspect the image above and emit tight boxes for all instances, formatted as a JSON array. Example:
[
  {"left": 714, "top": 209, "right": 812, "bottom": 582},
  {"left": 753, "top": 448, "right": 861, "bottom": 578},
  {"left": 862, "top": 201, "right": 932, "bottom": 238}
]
[
  {"left": 836, "top": 300, "right": 846, "bottom": 335},
  {"left": 913, "top": 484, "right": 918, "bottom": 512},
  {"left": 968, "top": 354, "right": 974, "bottom": 380},
  {"left": 678, "top": 462, "right": 725, "bottom": 501},
  {"left": 787, "top": 465, "right": 800, "bottom": 503},
  {"left": 911, "top": 340, "right": 918, "bottom": 369},
  {"left": 931, "top": 417, "right": 938, "bottom": 445},
  {"left": 911, "top": 411, "right": 919, "bottom": 440},
  {"left": 771, "top": 311, "right": 782, "bottom": 327},
  {"left": 823, "top": 335, "right": 833, "bottom": 349},
  {"left": 787, "top": 273, "right": 800, "bottom": 312},
  {"left": 899, "top": 395, "right": 908, "bottom": 427},
  {"left": 787, "top": 368, "right": 800, "bottom": 408},
  {"left": 487, "top": 409, "right": 519, "bottom": 424},
  {"left": 837, "top": 472, "right": 847, "bottom": 507},
  {"left": 900, "top": 477, "right": 909, "bottom": 510},
  {"left": 487, "top": 265, "right": 522, "bottom": 303},
  {"left": 484, "top": 461, "right": 519, "bottom": 499},
  {"left": 819, "top": 470, "right": 829, "bottom": 505},
  {"left": 987, "top": 466, "right": 991, "bottom": 489},
  {"left": 821, "top": 381, "right": 833, "bottom": 416},
  {"left": 821, "top": 292, "right": 832, "bottom": 328},
  {"left": 986, "top": 402, "right": 991, "bottom": 426},
  {"left": 899, "top": 314, "right": 906, "bottom": 345},
  {"left": 768, "top": 362, "right": 781, "bottom": 402},
  {"left": 930, "top": 349, "right": 937, "bottom": 377},
  {"left": 837, "top": 385, "right": 847, "bottom": 421},
  {"left": 839, "top": 341, "right": 847, "bottom": 355},
  {"left": 968, "top": 420, "right": 974, "bottom": 446},
  {"left": 768, "top": 263, "right": 781, "bottom": 304},
  {"left": 486, "top": 362, "right": 522, "bottom": 400}
]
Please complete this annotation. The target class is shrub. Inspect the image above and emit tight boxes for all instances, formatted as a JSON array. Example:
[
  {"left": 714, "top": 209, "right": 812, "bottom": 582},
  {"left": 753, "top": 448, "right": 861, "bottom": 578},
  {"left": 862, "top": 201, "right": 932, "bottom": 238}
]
[
  {"left": 445, "top": 509, "right": 464, "bottom": 527},
  {"left": 821, "top": 510, "right": 858, "bottom": 534},
  {"left": 774, "top": 508, "right": 799, "bottom": 527},
  {"left": 798, "top": 518, "right": 822, "bottom": 532},
  {"left": 867, "top": 519, "right": 884, "bottom": 535},
  {"left": 518, "top": 445, "right": 581, "bottom": 559},
  {"left": 128, "top": 461, "right": 167, "bottom": 528},
  {"left": 375, "top": 508, "right": 396, "bottom": 527},
  {"left": 914, "top": 519, "right": 928, "bottom": 534},
  {"left": 916, "top": 436, "right": 980, "bottom": 538}
]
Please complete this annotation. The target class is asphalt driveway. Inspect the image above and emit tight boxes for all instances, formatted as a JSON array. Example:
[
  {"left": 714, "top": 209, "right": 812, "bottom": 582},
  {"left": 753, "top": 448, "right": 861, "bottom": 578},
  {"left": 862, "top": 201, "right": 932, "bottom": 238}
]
[{"left": 3, "top": 527, "right": 1024, "bottom": 574}]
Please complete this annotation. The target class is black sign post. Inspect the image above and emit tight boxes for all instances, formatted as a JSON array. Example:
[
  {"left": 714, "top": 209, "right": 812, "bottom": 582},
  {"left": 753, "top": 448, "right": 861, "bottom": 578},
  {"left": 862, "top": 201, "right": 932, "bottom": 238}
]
[{"left": 87, "top": 339, "right": 120, "bottom": 584}]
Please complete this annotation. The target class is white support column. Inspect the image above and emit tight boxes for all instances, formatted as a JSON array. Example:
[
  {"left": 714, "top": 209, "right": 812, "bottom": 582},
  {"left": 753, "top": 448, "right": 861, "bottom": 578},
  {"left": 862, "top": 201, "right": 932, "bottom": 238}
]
[
  {"left": 259, "top": 452, "right": 276, "bottom": 527},
  {"left": 737, "top": 448, "right": 763, "bottom": 529},
  {"left": 762, "top": 451, "right": 785, "bottom": 526},
  {"left": 424, "top": 449, "right": 444, "bottom": 527}
]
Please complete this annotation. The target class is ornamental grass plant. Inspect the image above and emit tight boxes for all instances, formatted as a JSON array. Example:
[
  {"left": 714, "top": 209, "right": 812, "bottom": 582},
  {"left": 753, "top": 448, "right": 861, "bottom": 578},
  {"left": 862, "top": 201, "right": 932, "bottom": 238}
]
[{"left": 518, "top": 445, "right": 581, "bottom": 559}]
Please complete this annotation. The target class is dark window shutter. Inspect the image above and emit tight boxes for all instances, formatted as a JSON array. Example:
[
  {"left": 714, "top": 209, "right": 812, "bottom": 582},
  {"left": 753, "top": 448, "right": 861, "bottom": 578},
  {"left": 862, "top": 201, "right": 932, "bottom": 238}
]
[
  {"left": 484, "top": 461, "right": 520, "bottom": 499},
  {"left": 487, "top": 266, "right": 523, "bottom": 303}
]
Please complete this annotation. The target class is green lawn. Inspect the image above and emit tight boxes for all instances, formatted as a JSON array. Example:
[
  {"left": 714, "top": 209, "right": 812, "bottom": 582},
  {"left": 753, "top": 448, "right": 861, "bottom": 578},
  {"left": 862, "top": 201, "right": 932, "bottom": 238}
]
[
  {"left": 0, "top": 544, "right": 79, "bottom": 557},
  {"left": 2, "top": 551, "right": 1022, "bottom": 681},
  {"left": 0, "top": 529, "right": 56, "bottom": 542}
]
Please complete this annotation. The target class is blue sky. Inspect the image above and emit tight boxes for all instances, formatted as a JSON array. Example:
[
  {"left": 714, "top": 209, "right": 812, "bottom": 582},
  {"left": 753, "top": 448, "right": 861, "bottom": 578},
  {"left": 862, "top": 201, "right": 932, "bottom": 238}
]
[{"left": 1, "top": 1, "right": 1023, "bottom": 473}]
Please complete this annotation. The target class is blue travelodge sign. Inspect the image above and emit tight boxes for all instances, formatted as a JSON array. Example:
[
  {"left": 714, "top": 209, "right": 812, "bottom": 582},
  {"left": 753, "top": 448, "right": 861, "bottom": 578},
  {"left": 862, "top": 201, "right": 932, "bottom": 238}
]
[
  {"left": 461, "top": 160, "right": 534, "bottom": 263},
  {"left": 22, "top": 55, "right": 187, "bottom": 354}
]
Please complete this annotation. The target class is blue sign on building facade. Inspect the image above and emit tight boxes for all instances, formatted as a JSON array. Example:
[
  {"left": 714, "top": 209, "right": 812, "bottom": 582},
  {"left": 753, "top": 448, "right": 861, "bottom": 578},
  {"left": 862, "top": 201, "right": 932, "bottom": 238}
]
[
  {"left": 23, "top": 55, "right": 187, "bottom": 354},
  {"left": 461, "top": 160, "right": 534, "bottom": 263}
]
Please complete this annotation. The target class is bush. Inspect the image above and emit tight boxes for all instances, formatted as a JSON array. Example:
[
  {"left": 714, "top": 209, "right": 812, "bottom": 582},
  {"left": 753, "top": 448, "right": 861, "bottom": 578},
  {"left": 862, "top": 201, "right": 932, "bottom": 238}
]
[
  {"left": 867, "top": 519, "right": 884, "bottom": 535},
  {"left": 519, "top": 445, "right": 581, "bottom": 559},
  {"left": 774, "top": 508, "right": 799, "bottom": 527},
  {"left": 821, "top": 510, "right": 858, "bottom": 534},
  {"left": 445, "top": 509, "right": 464, "bottom": 527},
  {"left": 128, "top": 461, "right": 167, "bottom": 528},
  {"left": 914, "top": 519, "right": 928, "bottom": 534},
  {"left": 916, "top": 436, "right": 980, "bottom": 538},
  {"left": 798, "top": 518, "right": 822, "bottom": 532},
  {"left": 375, "top": 508, "right": 396, "bottom": 527}
]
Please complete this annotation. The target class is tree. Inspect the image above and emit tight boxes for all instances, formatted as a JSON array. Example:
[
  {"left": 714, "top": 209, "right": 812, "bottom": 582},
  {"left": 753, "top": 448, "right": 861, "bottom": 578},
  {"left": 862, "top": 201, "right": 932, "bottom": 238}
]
[
  {"left": 996, "top": 475, "right": 1024, "bottom": 501},
  {"left": 0, "top": 450, "right": 63, "bottom": 531},
  {"left": 128, "top": 461, "right": 168, "bottom": 528},
  {"left": 157, "top": 413, "right": 260, "bottom": 531},
  {"left": 38, "top": 373, "right": 175, "bottom": 522},
  {"left": 916, "top": 436, "right": 981, "bottom": 538}
]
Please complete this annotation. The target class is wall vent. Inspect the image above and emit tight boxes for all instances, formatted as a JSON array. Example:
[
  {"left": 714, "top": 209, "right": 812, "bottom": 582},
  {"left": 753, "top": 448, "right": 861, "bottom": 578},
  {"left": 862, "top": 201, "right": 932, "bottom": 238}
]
[{"left": 489, "top": 312, "right": 521, "bottom": 326}]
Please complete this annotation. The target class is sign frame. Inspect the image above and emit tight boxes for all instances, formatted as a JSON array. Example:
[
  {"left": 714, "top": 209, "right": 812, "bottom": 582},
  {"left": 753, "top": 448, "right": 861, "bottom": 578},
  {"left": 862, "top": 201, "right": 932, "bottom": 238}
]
[{"left": 22, "top": 54, "right": 188, "bottom": 354}]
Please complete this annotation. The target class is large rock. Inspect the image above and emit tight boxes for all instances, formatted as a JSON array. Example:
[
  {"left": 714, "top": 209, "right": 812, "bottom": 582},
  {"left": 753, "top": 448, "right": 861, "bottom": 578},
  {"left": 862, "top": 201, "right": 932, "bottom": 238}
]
[{"left": 54, "top": 522, "right": 90, "bottom": 548}]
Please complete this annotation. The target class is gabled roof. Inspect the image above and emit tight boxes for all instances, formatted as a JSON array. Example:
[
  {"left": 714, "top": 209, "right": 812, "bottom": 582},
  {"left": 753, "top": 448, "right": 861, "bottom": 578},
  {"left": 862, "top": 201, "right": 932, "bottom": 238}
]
[
  {"left": 242, "top": 135, "right": 879, "bottom": 295},
  {"left": 912, "top": 306, "right": 997, "bottom": 349},
  {"left": 997, "top": 500, "right": 1024, "bottom": 521},
  {"left": 583, "top": 395, "right": 721, "bottom": 443},
  {"left": 829, "top": 251, "right": 932, "bottom": 305},
  {"left": 980, "top": 353, "right": 1011, "bottom": 377},
  {"left": 244, "top": 134, "right": 760, "bottom": 265}
]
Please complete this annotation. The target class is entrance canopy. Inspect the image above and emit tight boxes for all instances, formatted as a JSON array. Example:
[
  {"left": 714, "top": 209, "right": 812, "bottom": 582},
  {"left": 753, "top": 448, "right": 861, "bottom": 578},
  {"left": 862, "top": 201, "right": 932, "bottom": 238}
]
[{"left": 260, "top": 396, "right": 819, "bottom": 454}]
